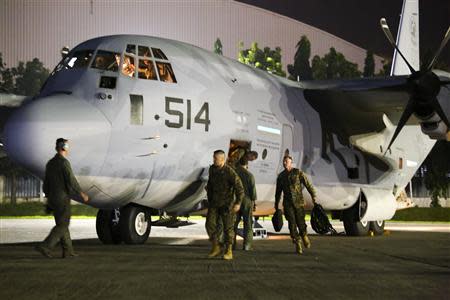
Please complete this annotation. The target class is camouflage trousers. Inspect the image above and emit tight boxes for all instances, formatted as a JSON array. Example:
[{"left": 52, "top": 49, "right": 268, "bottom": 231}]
[
  {"left": 233, "top": 199, "right": 253, "bottom": 247},
  {"left": 284, "top": 204, "right": 307, "bottom": 242},
  {"left": 42, "top": 204, "right": 73, "bottom": 252},
  {"left": 205, "top": 206, "right": 236, "bottom": 245}
]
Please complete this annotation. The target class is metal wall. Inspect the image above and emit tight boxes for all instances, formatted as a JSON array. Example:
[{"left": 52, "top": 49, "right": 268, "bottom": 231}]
[{"left": 0, "top": 0, "right": 383, "bottom": 73}]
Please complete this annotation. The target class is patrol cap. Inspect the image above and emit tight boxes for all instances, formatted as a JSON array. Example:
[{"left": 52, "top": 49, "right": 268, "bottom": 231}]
[{"left": 283, "top": 155, "right": 293, "bottom": 161}]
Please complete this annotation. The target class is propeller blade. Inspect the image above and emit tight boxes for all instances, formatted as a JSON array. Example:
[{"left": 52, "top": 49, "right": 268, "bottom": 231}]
[
  {"left": 380, "top": 18, "right": 416, "bottom": 74},
  {"left": 429, "top": 97, "right": 450, "bottom": 128},
  {"left": 426, "top": 25, "right": 450, "bottom": 72},
  {"left": 384, "top": 99, "right": 415, "bottom": 156}
]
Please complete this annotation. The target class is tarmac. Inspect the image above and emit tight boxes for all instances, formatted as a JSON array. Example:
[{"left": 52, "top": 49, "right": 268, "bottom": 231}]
[{"left": 0, "top": 219, "right": 449, "bottom": 300}]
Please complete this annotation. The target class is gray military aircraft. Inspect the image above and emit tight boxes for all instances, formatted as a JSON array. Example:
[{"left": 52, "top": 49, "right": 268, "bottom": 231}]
[{"left": 1, "top": 0, "right": 449, "bottom": 244}]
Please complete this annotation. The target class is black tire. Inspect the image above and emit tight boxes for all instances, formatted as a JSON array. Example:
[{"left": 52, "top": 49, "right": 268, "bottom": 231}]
[
  {"left": 120, "top": 205, "right": 151, "bottom": 244},
  {"left": 343, "top": 218, "right": 370, "bottom": 236},
  {"left": 370, "top": 220, "right": 385, "bottom": 235},
  {"left": 96, "top": 209, "right": 122, "bottom": 244},
  {"left": 342, "top": 196, "right": 370, "bottom": 236}
]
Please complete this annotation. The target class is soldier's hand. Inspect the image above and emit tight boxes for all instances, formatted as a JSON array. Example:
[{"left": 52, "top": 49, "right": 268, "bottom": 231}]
[
  {"left": 81, "top": 192, "right": 89, "bottom": 203},
  {"left": 233, "top": 204, "right": 241, "bottom": 213}
]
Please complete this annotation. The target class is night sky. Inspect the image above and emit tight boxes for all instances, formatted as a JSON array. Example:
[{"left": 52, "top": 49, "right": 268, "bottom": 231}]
[{"left": 237, "top": 0, "right": 450, "bottom": 69}]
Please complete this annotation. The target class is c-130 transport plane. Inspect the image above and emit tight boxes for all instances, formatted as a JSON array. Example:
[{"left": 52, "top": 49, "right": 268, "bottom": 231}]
[{"left": 1, "top": 0, "right": 449, "bottom": 244}]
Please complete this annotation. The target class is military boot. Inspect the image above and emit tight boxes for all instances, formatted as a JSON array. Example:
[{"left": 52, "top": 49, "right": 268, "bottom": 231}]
[
  {"left": 62, "top": 250, "right": 79, "bottom": 258},
  {"left": 223, "top": 244, "right": 233, "bottom": 260},
  {"left": 294, "top": 240, "right": 303, "bottom": 255},
  {"left": 301, "top": 234, "right": 311, "bottom": 249},
  {"left": 34, "top": 245, "right": 52, "bottom": 258},
  {"left": 208, "top": 241, "right": 222, "bottom": 258}
]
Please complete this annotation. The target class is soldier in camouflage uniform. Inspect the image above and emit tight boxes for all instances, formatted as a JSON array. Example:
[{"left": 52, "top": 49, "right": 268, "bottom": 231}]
[
  {"left": 275, "top": 155, "right": 316, "bottom": 254},
  {"left": 233, "top": 157, "right": 257, "bottom": 251},
  {"left": 35, "top": 138, "right": 89, "bottom": 258},
  {"left": 206, "top": 150, "right": 245, "bottom": 260}
]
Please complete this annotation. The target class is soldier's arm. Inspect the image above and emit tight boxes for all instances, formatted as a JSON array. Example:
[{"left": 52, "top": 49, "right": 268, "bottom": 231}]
[
  {"left": 230, "top": 168, "right": 244, "bottom": 206},
  {"left": 43, "top": 165, "right": 49, "bottom": 196},
  {"left": 275, "top": 175, "right": 282, "bottom": 209},
  {"left": 249, "top": 173, "right": 257, "bottom": 202},
  {"left": 62, "top": 160, "right": 82, "bottom": 197},
  {"left": 206, "top": 167, "right": 212, "bottom": 201},
  {"left": 301, "top": 172, "right": 316, "bottom": 202}
]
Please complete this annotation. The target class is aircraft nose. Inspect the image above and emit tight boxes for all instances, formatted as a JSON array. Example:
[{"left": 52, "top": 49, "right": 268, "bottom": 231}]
[{"left": 3, "top": 95, "right": 111, "bottom": 179}]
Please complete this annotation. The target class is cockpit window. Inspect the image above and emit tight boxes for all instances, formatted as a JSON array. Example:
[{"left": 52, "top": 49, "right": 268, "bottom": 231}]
[
  {"left": 122, "top": 55, "right": 136, "bottom": 77},
  {"left": 51, "top": 50, "right": 94, "bottom": 76},
  {"left": 91, "top": 50, "right": 120, "bottom": 72},
  {"left": 152, "top": 48, "right": 168, "bottom": 60},
  {"left": 156, "top": 62, "right": 177, "bottom": 83},
  {"left": 121, "top": 44, "right": 177, "bottom": 83},
  {"left": 138, "top": 46, "right": 152, "bottom": 58},
  {"left": 138, "top": 59, "right": 157, "bottom": 80},
  {"left": 68, "top": 50, "right": 94, "bottom": 68},
  {"left": 126, "top": 44, "right": 136, "bottom": 55}
]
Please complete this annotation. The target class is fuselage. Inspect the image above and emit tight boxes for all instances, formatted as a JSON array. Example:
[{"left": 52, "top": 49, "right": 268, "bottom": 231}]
[{"left": 3, "top": 35, "right": 437, "bottom": 219}]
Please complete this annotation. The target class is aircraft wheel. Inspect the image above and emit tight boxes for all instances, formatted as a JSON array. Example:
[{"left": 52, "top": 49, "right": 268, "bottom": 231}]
[
  {"left": 343, "top": 218, "right": 370, "bottom": 236},
  {"left": 120, "top": 205, "right": 151, "bottom": 244},
  {"left": 342, "top": 201, "right": 370, "bottom": 236},
  {"left": 370, "top": 220, "right": 385, "bottom": 235},
  {"left": 96, "top": 209, "right": 122, "bottom": 244}
]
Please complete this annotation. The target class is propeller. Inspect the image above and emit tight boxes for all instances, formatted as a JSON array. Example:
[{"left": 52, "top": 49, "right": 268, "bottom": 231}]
[
  {"left": 380, "top": 18, "right": 416, "bottom": 74},
  {"left": 380, "top": 18, "right": 450, "bottom": 155}
]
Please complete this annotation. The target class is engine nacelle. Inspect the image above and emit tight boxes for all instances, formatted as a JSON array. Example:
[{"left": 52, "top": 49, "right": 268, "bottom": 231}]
[
  {"left": 416, "top": 112, "right": 449, "bottom": 140},
  {"left": 360, "top": 188, "right": 397, "bottom": 222}
]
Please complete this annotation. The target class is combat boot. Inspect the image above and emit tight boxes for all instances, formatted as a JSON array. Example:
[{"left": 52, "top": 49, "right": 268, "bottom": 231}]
[
  {"left": 34, "top": 245, "right": 52, "bottom": 258},
  {"left": 301, "top": 234, "right": 311, "bottom": 249},
  {"left": 294, "top": 240, "right": 303, "bottom": 255},
  {"left": 223, "top": 244, "right": 233, "bottom": 260},
  {"left": 243, "top": 242, "right": 252, "bottom": 251},
  {"left": 208, "top": 241, "right": 222, "bottom": 258},
  {"left": 62, "top": 250, "right": 79, "bottom": 258}
]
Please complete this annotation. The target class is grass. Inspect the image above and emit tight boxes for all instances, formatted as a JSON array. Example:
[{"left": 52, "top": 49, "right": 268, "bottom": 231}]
[
  {"left": 0, "top": 203, "right": 449, "bottom": 222},
  {"left": 390, "top": 207, "right": 450, "bottom": 222},
  {"left": 0, "top": 202, "right": 98, "bottom": 217}
]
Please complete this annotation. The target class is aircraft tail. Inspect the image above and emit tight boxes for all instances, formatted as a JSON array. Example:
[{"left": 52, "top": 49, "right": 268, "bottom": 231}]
[{"left": 390, "top": 0, "right": 419, "bottom": 75}]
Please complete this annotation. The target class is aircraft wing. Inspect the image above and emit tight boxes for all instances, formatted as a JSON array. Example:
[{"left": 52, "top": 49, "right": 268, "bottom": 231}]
[{"left": 301, "top": 76, "right": 413, "bottom": 141}]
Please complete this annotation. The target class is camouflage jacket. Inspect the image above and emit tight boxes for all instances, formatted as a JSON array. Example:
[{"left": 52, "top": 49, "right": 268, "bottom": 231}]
[
  {"left": 207, "top": 164, "right": 245, "bottom": 208},
  {"left": 275, "top": 168, "right": 316, "bottom": 208},
  {"left": 43, "top": 154, "right": 82, "bottom": 209},
  {"left": 234, "top": 165, "right": 257, "bottom": 204}
]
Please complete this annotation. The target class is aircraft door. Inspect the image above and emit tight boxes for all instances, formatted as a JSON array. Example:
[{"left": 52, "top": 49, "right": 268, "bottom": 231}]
[{"left": 279, "top": 124, "right": 296, "bottom": 171}]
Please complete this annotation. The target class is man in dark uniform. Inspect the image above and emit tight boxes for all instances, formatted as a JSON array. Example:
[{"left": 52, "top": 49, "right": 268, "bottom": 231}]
[
  {"left": 34, "top": 138, "right": 89, "bottom": 258},
  {"left": 206, "top": 150, "right": 245, "bottom": 260},
  {"left": 275, "top": 155, "right": 316, "bottom": 254},
  {"left": 233, "top": 157, "right": 257, "bottom": 251}
]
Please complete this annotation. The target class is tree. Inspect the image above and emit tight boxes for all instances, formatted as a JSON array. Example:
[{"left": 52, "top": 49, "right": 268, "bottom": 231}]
[
  {"left": 13, "top": 58, "right": 50, "bottom": 96},
  {"left": 363, "top": 50, "right": 375, "bottom": 77},
  {"left": 213, "top": 38, "right": 223, "bottom": 55},
  {"left": 287, "top": 35, "right": 312, "bottom": 81},
  {"left": 311, "top": 47, "right": 361, "bottom": 80},
  {"left": 0, "top": 52, "right": 14, "bottom": 93},
  {"left": 311, "top": 55, "right": 327, "bottom": 80},
  {"left": 238, "top": 42, "right": 286, "bottom": 77},
  {"left": 0, "top": 53, "right": 49, "bottom": 96},
  {"left": 424, "top": 141, "right": 450, "bottom": 207},
  {"left": 377, "top": 59, "right": 391, "bottom": 76},
  {"left": 0, "top": 157, "right": 24, "bottom": 205}
]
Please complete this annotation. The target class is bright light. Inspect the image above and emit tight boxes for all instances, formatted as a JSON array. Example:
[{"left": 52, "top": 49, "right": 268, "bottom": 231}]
[
  {"left": 406, "top": 160, "right": 418, "bottom": 167},
  {"left": 257, "top": 125, "right": 281, "bottom": 135}
]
